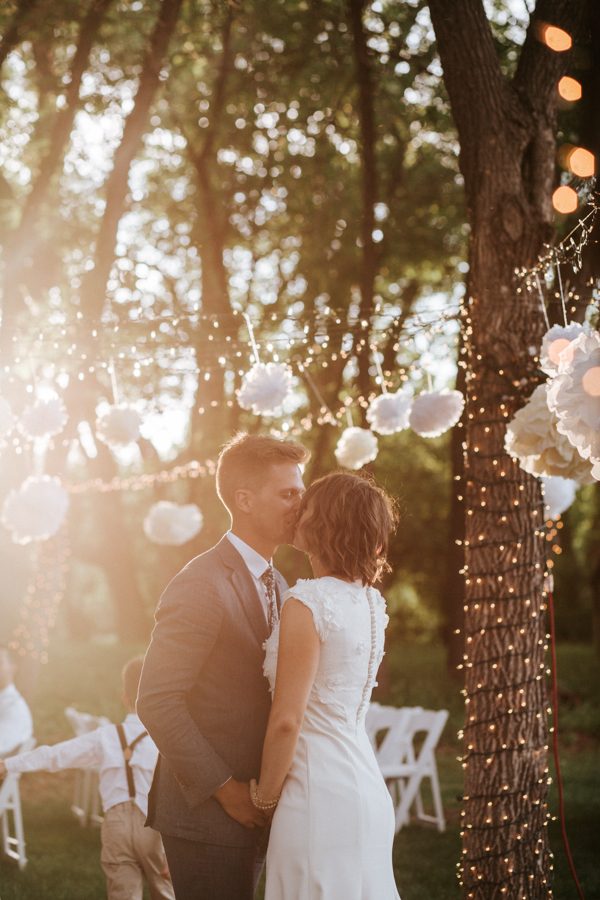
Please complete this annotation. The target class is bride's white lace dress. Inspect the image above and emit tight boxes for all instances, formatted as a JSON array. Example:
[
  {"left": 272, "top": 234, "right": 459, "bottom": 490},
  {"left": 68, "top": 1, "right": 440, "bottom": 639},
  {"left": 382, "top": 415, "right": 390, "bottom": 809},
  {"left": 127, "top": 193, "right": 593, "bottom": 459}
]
[{"left": 263, "top": 576, "right": 401, "bottom": 899}]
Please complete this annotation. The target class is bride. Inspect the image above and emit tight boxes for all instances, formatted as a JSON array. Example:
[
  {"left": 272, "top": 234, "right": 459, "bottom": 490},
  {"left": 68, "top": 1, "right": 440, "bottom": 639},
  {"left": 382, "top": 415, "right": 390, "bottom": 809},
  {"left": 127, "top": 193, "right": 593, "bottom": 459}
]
[{"left": 254, "top": 471, "right": 401, "bottom": 899}]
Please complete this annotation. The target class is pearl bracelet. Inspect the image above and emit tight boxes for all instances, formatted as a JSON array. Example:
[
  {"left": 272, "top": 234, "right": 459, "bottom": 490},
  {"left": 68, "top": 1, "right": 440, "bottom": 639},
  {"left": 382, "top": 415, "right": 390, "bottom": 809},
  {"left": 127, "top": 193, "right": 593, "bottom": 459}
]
[{"left": 249, "top": 778, "right": 279, "bottom": 810}]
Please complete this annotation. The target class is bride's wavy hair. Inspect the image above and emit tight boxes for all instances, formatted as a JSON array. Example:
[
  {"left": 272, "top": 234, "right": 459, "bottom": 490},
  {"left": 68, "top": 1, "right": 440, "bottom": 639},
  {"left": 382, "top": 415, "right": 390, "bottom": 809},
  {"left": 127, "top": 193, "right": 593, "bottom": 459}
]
[{"left": 296, "top": 472, "right": 398, "bottom": 585}]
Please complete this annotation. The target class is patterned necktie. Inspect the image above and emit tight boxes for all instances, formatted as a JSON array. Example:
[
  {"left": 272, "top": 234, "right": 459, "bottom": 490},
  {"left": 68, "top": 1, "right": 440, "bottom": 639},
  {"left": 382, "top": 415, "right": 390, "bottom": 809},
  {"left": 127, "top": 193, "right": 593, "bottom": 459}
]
[{"left": 261, "top": 565, "right": 279, "bottom": 632}]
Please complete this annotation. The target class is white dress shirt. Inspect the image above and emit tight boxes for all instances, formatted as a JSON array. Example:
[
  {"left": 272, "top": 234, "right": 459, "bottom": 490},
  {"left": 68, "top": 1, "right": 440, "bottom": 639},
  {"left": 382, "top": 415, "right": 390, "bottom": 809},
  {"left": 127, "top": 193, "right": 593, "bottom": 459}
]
[
  {"left": 226, "top": 531, "right": 272, "bottom": 620},
  {"left": 5, "top": 712, "right": 157, "bottom": 817},
  {"left": 0, "top": 684, "right": 33, "bottom": 757}
]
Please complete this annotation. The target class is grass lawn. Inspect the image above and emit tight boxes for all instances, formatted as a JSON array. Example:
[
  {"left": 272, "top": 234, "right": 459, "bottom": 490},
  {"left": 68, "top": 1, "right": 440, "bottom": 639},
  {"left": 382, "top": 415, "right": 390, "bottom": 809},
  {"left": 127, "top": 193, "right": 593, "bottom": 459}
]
[{"left": 0, "top": 641, "right": 598, "bottom": 899}]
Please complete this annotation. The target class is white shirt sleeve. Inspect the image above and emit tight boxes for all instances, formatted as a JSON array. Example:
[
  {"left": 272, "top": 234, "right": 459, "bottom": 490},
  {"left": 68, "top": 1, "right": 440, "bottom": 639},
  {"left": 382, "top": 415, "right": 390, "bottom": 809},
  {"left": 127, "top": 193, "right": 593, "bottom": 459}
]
[
  {"left": 0, "top": 692, "right": 33, "bottom": 757},
  {"left": 5, "top": 730, "right": 103, "bottom": 774}
]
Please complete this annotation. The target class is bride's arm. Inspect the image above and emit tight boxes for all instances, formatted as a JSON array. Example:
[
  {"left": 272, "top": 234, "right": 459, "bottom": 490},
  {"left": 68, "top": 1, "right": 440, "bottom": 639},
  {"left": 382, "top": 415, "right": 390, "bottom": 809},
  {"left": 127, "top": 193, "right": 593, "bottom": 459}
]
[{"left": 256, "top": 598, "right": 320, "bottom": 803}]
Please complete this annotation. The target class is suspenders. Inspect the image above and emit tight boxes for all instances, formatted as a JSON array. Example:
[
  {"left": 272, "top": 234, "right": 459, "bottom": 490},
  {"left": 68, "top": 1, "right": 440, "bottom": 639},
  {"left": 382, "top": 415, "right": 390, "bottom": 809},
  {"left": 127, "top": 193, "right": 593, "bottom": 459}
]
[{"left": 115, "top": 724, "right": 148, "bottom": 799}]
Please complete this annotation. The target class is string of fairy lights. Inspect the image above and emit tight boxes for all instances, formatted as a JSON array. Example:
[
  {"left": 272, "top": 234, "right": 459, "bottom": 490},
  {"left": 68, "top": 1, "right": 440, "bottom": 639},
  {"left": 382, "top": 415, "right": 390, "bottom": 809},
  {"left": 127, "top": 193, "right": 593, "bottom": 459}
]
[
  {"left": 455, "top": 190, "right": 597, "bottom": 898},
  {"left": 4, "top": 298, "right": 462, "bottom": 659}
]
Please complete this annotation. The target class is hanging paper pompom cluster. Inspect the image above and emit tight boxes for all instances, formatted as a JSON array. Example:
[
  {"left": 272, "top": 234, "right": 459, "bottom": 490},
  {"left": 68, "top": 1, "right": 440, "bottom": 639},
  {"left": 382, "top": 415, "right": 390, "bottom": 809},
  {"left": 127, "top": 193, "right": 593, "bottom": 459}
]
[
  {"left": 237, "top": 363, "right": 294, "bottom": 416},
  {"left": 409, "top": 389, "right": 465, "bottom": 439},
  {"left": 546, "top": 330, "right": 600, "bottom": 466},
  {"left": 19, "top": 397, "right": 68, "bottom": 440},
  {"left": 1, "top": 476, "right": 70, "bottom": 545},
  {"left": 96, "top": 405, "right": 142, "bottom": 448},
  {"left": 540, "top": 476, "right": 578, "bottom": 521},
  {"left": 143, "top": 501, "right": 203, "bottom": 546},
  {"left": 366, "top": 390, "right": 412, "bottom": 435},
  {"left": 334, "top": 427, "right": 378, "bottom": 470},
  {"left": 505, "top": 325, "right": 600, "bottom": 484}
]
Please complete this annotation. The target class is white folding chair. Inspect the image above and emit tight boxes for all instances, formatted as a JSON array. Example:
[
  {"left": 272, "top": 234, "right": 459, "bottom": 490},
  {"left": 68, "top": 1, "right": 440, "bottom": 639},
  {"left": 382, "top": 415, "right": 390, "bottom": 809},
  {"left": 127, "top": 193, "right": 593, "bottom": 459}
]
[
  {"left": 378, "top": 708, "right": 449, "bottom": 833},
  {"left": 0, "top": 737, "right": 36, "bottom": 870},
  {"left": 64, "top": 707, "right": 109, "bottom": 827}
]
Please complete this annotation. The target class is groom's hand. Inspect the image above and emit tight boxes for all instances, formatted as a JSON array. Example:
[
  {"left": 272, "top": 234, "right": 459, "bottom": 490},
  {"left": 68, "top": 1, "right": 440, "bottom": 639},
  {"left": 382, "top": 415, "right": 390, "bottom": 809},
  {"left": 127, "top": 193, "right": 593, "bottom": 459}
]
[{"left": 214, "top": 777, "right": 266, "bottom": 828}]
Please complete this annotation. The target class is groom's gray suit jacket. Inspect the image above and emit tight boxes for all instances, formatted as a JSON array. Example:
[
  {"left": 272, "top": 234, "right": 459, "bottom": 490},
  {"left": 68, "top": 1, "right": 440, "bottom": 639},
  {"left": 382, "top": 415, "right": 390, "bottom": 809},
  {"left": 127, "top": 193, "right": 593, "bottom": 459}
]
[{"left": 137, "top": 535, "right": 285, "bottom": 846}]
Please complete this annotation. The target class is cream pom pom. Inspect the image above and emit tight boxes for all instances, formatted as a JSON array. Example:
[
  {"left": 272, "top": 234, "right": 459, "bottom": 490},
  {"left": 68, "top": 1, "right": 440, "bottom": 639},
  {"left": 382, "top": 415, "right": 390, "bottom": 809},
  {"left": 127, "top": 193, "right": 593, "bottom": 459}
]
[
  {"left": 540, "top": 321, "right": 590, "bottom": 376},
  {"left": 334, "top": 427, "right": 378, "bottom": 470},
  {"left": 143, "top": 501, "right": 203, "bottom": 546},
  {"left": 237, "top": 362, "right": 294, "bottom": 416},
  {"left": 0, "top": 397, "right": 15, "bottom": 439},
  {"left": 505, "top": 383, "right": 593, "bottom": 482},
  {"left": 540, "top": 476, "right": 578, "bottom": 520},
  {"left": 19, "top": 396, "right": 68, "bottom": 440},
  {"left": 409, "top": 389, "right": 465, "bottom": 438},
  {"left": 1, "top": 475, "right": 69, "bottom": 544},
  {"left": 366, "top": 390, "right": 412, "bottom": 435},
  {"left": 96, "top": 405, "right": 141, "bottom": 447},
  {"left": 546, "top": 330, "right": 600, "bottom": 463}
]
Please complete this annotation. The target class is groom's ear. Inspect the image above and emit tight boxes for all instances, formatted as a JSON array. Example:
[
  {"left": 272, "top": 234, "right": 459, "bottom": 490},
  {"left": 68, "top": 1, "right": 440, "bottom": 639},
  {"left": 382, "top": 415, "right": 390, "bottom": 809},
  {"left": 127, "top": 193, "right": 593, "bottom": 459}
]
[{"left": 233, "top": 487, "right": 254, "bottom": 514}]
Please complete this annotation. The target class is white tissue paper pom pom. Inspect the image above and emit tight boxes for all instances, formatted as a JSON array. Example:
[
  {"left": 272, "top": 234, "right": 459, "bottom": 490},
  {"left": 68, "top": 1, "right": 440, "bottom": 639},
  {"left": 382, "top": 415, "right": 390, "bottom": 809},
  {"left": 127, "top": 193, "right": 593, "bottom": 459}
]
[
  {"left": 505, "top": 383, "right": 594, "bottom": 482},
  {"left": 0, "top": 397, "right": 15, "bottom": 439},
  {"left": 1, "top": 475, "right": 69, "bottom": 544},
  {"left": 546, "top": 330, "right": 600, "bottom": 463},
  {"left": 540, "top": 476, "right": 579, "bottom": 520},
  {"left": 19, "top": 396, "right": 68, "bottom": 439},
  {"left": 143, "top": 501, "right": 203, "bottom": 546},
  {"left": 409, "top": 389, "right": 465, "bottom": 438},
  {"left": 334, "top": 427, "right": 378, "bottom": 470},
  {"left": 237, "top": 363, "right": 294, "bottom": 416},
  {"left": 540, "top": 321, "right": 590, "bottom": 376},
  {"left": 96, "top": 405, "right": 141, "bottom": 447},
  {"left": 366, "top": 390, "right": 412, "bottom": 435}
]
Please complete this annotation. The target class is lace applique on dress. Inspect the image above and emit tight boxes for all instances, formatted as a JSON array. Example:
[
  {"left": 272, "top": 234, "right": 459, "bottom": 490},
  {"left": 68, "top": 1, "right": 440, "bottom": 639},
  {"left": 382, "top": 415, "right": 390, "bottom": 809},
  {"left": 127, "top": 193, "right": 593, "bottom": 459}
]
[{"left": 282, "top": 578, "right": 344, "bottom": 642}]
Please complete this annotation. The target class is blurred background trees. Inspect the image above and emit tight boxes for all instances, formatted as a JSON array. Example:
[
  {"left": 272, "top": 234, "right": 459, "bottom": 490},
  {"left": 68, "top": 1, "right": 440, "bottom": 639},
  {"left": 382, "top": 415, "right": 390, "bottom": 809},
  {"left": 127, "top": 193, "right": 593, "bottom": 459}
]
[{"left": 0, "top": 0, "right": 596, "bottom": 662}]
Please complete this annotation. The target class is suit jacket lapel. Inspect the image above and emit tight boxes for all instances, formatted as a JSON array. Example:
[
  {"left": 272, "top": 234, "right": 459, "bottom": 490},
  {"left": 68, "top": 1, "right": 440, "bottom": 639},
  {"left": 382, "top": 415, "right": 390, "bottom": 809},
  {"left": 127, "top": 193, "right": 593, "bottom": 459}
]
[{"left": 216, "top": 536, "right": 269, "bottom": 646}]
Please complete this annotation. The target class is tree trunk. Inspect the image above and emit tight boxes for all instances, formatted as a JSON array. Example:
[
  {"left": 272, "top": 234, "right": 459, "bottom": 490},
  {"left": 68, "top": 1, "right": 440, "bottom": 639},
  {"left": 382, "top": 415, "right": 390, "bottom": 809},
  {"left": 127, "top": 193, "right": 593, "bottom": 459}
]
[
  {"left": 442, "top": 339, "right": 466, "bottom": 673},
  {"left": 178, "top": 7, "right": 235, "bottom": 456},
  {"left": 0, "top": 0, "right": 40, "bottom": 69},
  {"left": 348, "top": 0, "right": 378, "bottom": 414},
  {"left": 428, "top": 0, "right": 585, "bottom": 895},
  {"left": 0, "top": 0, "right": 114, "bottom": 352},
  {"left": 79, "top": 0, "right": 184, "bottom": 322}
]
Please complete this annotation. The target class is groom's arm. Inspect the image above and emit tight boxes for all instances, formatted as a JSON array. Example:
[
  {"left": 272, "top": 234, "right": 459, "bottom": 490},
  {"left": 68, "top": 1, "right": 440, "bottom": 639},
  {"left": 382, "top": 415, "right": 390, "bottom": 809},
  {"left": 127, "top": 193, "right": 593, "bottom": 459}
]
[{"left": 137, "top": 574, "right": 232, "bottom": 809}]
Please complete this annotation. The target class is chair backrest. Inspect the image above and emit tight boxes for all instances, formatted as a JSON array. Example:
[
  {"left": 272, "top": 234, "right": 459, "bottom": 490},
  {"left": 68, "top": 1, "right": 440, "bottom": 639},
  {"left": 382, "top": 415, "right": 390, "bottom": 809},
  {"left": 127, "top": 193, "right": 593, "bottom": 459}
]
[
  {"left": 402, "top": 709, "right": 449, "bottom": 765},
  {"left": 365, "top": 702, "right": 406, "bottom": 747},
  {"left": 373, "top": 706, "right": 423, "bottom": 766},
  {"left": 0, "top": 739, "right": 34, "bottom": 810},
  {"left": 65, "top": 707, "right": 109, "bottom": 736}
]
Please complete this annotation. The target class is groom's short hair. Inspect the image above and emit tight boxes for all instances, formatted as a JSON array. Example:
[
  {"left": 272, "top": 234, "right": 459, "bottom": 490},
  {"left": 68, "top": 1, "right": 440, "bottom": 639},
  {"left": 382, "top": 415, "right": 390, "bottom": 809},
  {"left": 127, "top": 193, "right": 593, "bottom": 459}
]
[{"left": 216, "top": 432, "right": 308, "bottom": 513}]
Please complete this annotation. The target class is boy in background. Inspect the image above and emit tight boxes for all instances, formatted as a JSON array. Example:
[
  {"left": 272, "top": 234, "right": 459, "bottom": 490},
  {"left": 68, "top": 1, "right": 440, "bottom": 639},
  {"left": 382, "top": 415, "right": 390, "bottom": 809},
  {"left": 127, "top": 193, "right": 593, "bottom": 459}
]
[{"left": 0, "top": 656, "right": 174, "bottom": 900}]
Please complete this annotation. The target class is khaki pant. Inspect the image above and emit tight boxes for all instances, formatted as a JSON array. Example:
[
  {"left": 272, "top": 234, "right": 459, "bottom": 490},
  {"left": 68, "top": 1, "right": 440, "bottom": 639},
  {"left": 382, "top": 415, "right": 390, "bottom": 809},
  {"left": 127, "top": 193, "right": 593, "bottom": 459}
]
[{"left": 101, "top": 801, "right": 175, "bottom": 900}]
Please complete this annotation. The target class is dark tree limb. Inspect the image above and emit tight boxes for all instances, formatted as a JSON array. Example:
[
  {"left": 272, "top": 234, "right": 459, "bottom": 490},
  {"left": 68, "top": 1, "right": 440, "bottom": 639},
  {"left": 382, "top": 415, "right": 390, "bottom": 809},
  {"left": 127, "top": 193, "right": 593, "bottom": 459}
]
[
  {"left": 79, "top": 0, "right": 184, "bottom": 323},
  {"left": 0, "top": 0, "right": 40, "bottom": 69}
]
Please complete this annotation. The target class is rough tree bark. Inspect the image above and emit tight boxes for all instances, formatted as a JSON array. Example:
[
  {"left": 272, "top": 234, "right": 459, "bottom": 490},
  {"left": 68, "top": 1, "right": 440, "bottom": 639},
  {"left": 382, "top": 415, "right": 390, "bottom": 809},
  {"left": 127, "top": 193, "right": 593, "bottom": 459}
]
[
  {"left": 178, "top": 6, "right": 237, "bottom": 458},
  {"left": 348, "top": 0, "right": 378, "bottom": 414},
  {"left": 427, "top": 0, "right": 586, "bottom": 896},
  {"left": 79, "top": 0, "right": 184, "bottom": 322}
]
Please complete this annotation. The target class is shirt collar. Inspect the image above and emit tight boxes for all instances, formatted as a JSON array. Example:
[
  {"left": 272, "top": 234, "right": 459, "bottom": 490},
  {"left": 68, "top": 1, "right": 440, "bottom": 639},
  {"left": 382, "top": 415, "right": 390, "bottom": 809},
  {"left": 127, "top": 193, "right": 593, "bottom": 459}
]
[{"left": 226, "top": 531, "right": 271, "bottom": 581}]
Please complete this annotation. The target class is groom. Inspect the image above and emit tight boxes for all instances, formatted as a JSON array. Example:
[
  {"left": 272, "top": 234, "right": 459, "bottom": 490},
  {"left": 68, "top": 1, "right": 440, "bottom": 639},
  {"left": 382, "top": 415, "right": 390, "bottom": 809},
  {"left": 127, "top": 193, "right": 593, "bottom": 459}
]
[{"left": 137, "top": 433, "right": 308, "bottom": 900}]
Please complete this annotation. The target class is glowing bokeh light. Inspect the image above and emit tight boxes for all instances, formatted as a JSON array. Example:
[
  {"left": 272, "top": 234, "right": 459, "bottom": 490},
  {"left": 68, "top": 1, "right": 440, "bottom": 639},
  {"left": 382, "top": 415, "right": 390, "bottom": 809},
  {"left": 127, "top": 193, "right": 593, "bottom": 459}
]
[
  {"left": 567, "top": 147, "right": 595, "bottom": 178},
  {"left": 582, "top": 366, "right": 600, "bottom": 397},
  {"left": 558, "top": 76, "right": 582, "bottom": 101},
  {"left": 548, "top": 338, "right": 571, "bottom": 365},
  {"left": 540, "top": 25, "right": 572, "bottom": 52},
  {"left": 552, "top": 185, "right": 578, "bottom": 214}
]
